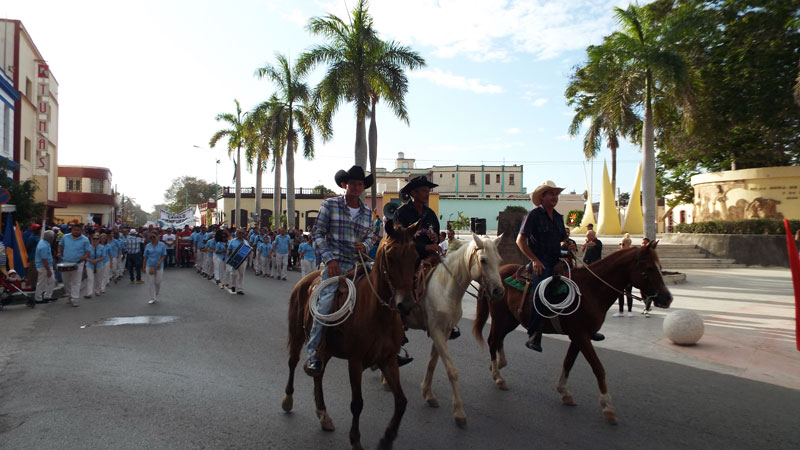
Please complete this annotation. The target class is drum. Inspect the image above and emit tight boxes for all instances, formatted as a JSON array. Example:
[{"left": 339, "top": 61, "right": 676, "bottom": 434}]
[
  {"left": 226, "top": 242, "right": 252, "bottom": 269},
  {"left": 56, "top": 262, "right": 78, "bottom": 272}
]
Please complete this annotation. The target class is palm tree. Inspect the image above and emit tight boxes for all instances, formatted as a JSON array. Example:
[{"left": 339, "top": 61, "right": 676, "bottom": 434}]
[
  {"left": 299, "top": 0, "right": 425, "bottom": 208},
  {"left": 243, "top": 107, "right": 272, "bottom": 228},
  {"left": 255, "top": 54, "right": 318, "bottom": 230},
  {"left": 566, "top": 43, "right": 641, "bottom": 194},
  {"left": 209, "top": 99, "right": 247, "bottom": 227},
  {"left": 604, "top": 4, "right": 692, "bottom": 239}
]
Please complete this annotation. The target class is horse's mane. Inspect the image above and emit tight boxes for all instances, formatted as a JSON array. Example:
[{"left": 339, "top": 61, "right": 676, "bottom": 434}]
[
  {"left": 432, "top": 238, "right": 475, "bottom": 285},
  {"left": 576, "top": 245, "right": 660, "bottom": 273}
]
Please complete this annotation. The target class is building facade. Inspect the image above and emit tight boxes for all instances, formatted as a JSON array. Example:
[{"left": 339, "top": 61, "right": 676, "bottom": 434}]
[
  {"left": 216, "top": 187, "right": 333, "bottom": 230},
  {"left": 54, "top": 166, "right": 116, "bottom": 225},
  {"left": 0, "top": 63, "right": 20, "bottom": 177},
  {"left": 1, "top": 19, "right": 61, "bottom": 219}
]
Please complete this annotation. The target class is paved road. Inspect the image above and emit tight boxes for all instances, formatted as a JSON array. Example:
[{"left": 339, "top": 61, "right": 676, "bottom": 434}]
[{"left": 1, "top": 267, "right": 798, "bottom": 450}]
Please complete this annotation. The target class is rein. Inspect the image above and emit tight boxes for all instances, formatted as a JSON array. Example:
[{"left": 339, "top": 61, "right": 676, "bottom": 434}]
[
  {"left": 577, "top": 250, "right": 656, "bottom": 304},
  {"left": 438, "top": 245, "right": 486, "bottom": 300},
  {"left": 358, "top": 249, "right": 397, "bottom": 311}
]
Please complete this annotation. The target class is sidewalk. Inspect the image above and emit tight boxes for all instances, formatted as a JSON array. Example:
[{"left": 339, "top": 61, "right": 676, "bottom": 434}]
[{"left": 462, "top": 266, "right": 800, "bottom": 391}]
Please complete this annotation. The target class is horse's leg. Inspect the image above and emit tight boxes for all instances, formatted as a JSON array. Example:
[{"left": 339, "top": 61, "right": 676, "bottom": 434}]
[
  {"left": 574, "top": 336, "right": 618, "bottom": 424},
  {"left": 556, "top": 340, "right": 580, "bottom": 406},
  {"left": 420, "top": 343, "right": 440, "bottom": 408},
  {"left": 429, "top": 327, "right": 467, "bottom": 428},
  {"left": 347, "top": 360, "right": 365, "bottom": 450},
  {"left": 488, "top": 312, "right": 517, "bottom": 391},
  {"left": 377, "top": 359, "right": 408, "bottom": 450},
  {"left": 313, "top": 359, "right": 335, "bottom": 431},
  {"left": 282, "top": 331, "right": 304, "bottom": 412}
]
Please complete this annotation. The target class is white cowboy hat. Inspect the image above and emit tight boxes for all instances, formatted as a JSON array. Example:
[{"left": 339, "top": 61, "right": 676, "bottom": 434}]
[{"left": 531, "top": 180, "right": 565, "bottom": 206}]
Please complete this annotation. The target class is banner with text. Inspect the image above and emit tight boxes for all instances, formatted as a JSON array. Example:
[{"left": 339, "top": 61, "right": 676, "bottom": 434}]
[{"left": 159, "top": 208, "right": 195, "bottom": 228}]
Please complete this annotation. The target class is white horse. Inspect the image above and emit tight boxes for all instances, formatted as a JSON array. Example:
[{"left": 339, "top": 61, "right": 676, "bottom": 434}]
[{"left": 401, "top": 234, "right": 506, "bottom": 428}]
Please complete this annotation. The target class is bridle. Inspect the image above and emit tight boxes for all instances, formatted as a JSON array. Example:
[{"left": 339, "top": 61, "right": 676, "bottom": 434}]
[
  {"left": 576, "top": 248, "right": 660, "bottom": 304},
  {"left": 439, "top": 244, "right": 490, "bottom": 301},
  {"left": 357, "top": 243, "right": 405, "bottom": 311}
]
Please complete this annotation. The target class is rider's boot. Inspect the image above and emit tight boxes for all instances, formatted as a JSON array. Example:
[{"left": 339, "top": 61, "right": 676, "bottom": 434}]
[{"left": 304, "top": 352, "right": 323, "bottom": 376}]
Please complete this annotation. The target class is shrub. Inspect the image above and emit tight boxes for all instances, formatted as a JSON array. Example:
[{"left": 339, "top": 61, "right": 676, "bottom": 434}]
[
  {"left": 674, "top": 219, "right": 800, "bottom": 235},
  {"left": 502, "top": 205, "right": 528, "bottom": 214}
]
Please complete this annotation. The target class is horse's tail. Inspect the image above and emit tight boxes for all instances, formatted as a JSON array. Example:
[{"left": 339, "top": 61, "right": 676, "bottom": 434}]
[{"left": 473, "top": 288, "right": 489, "bottom": 347}]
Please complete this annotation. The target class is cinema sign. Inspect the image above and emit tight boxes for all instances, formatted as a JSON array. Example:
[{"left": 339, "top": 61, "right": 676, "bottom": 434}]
[{"left": 36, "top": 61, "right": 50, "bottom": 174}]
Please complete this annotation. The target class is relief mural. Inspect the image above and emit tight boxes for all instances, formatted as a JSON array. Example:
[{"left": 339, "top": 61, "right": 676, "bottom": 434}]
[{"left": 693, "top": 180, "right": 786, "bottom": 221}]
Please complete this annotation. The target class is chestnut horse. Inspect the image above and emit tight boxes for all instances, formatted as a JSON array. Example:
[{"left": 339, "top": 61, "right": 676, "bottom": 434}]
[
  {"left": 283, "top": 220, "right": 419, "bottom": 450},
  {"left": 473, "top": 240, "right": 673, "bottom": 424}
]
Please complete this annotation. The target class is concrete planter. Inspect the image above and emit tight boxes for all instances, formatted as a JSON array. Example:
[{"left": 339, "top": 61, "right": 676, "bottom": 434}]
[
  {"left": 496, "top": 211, "right": 527, "bottom": 265},
  {"left": 662, "top": 233, "right": 791, "bottom": 267}
]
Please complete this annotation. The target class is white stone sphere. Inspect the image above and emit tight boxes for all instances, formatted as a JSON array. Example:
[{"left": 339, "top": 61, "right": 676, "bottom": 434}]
[{"left": 663, "top": 310, "right": 705, "bottom": 345}]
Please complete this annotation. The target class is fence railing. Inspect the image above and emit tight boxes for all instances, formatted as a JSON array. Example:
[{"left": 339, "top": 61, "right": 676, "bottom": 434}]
[{"left": 221, "top": 187, "right": 325, "bottom": 196}]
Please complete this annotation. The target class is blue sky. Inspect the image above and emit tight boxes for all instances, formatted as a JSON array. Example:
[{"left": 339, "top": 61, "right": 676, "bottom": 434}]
[{"left": 10, "top": 0, "right": 645, "bottom": 210}]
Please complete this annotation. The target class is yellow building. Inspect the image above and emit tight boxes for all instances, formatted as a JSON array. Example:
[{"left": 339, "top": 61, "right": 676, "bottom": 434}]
[
  {"left": 1, "top": 19, "right": 61, "bottom": 220},
  {"left": 690, "top": 166, "right": 800, "bottom": 221},
  {"left": 216, "top": 187, "right": 334, "bottom": 230}
]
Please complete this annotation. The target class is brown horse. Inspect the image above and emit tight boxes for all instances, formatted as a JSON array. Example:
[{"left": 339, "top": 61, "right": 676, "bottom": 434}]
[
  {"left": 473, "top": 240, "right": 673, "bottom": 424},
  {"left": 283, "top": 220, "right": 419, "bottom": 450}
]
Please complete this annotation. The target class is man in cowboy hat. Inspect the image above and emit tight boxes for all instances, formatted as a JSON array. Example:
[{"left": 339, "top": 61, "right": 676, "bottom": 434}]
[
  {"left": 305, "top": 165, "right": 376, "bottom": 375},
  {"left": 396, "top": 176, "right": 442, "bottom": 266},
  {"left": 396, "top": 176, "right": 460, "bottom": 343}
]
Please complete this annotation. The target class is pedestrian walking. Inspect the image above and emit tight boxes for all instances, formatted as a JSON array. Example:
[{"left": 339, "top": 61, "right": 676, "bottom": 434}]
[
  {"left": 272, "top": 228, "right": 290, "bottom": 280},
  {"left": 56, "top": 223, "right": 91, "bottom": 307},
  {"left": 213, "top": 229, "right": 228, "bottom": 288},
  {"left": 162, "top": 228, "right": 176, "bottom": 267},
  {"left": 125, "top": 229, "right": 144, "bottom": 284},
  {"left": 81, "top": 233, "right": 106, "bottom": 298},
  {"left": 298, "top": 234, "right": 316, "bottom": 278},
  {"left": 227, "top": 228, "right": 247, "bottom": 295},
  {"left": 33, "top": 229, "right": 56, "bottom": 305},
  {"left": 142, "top": 232, "right": 166, "bottom": 304},
  {"left": 614, "top": 234, "right": 634, "bottom": 317},
  {"left": 98, "top": 233, "right": 112, "bottom": 294}
]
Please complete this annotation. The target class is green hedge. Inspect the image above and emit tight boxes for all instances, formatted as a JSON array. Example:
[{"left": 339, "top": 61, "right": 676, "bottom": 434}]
[{"left": 674, "top": 219, "right": 800, "bottom": 235}]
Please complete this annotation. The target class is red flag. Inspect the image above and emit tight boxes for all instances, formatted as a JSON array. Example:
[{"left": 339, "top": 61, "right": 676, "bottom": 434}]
[{"left": 782, "top": 219, "right": 800, "bottom": 351}]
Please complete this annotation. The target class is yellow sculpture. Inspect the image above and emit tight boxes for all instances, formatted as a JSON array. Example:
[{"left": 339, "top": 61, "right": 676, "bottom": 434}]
[
  {"left": 574, "top": 183, "right": 596, "bottom": 234},
  {"left": 622, "top": 164, "right": 643, "bottom": 234},
  {"left": 597, "top": 162, "right": 621, "bottom": 235}
]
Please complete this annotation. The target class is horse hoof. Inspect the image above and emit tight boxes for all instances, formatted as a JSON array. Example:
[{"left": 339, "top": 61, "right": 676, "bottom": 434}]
[
  {"left": 495, "top": 379, "right": 509, "bottom": 391},
  {"left": 377, "top": 438, "right": 392, "bottom": 450},
  {"left": 603, "top": 411, "right": 619, "bottom": 425},
  {"left": 316, "top": 410, "right": 335, "bottom": 431},
  {"left": 561, "top": 395, "right": 576, "bottom": 406},
  {"left": 382, "top": 381, "right": 392, "bottom": 392},
  {"left": 454, "top": 416, "right": 467, "bottom": 428},
  {"left": 281, "top": 395, "right": 293, "bottom": 412},
  {"left": 352, "top": 444, "right": 365, "bottom": 450},
  {"left": 425, "top": 397, "right": 440, "bottom": 408}
]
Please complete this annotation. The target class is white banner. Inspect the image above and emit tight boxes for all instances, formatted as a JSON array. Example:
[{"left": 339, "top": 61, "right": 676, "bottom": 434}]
[{"left": 159, "top": 208, "right": 195, "bottom": 228}]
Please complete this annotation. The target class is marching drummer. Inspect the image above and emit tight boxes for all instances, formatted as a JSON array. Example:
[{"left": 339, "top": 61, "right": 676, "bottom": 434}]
[
  {"left": 227, "top": 228, "right": 248, "bottom": 295},
  {"left": 56, "top": 223, "right": 91, "bottom": 307}
]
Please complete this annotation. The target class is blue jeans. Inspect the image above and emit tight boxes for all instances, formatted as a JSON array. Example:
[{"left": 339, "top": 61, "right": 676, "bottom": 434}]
[
  {"left": 306, "top": 261, "right": 354, "bottom": 358},
  {"left": 527, "top": 264, "right": 553, "bottom": 336},
  {"left": 126, "top": 253, "right": 142, "bottom": 281}
]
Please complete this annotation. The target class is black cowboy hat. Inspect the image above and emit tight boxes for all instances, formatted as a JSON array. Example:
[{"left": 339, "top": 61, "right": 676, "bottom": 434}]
[
  {"left": 334, "top": 165, "right": 374, "bottom": 189},
  {"left": 400, "top": 176, "right": 438, "bottom": 197}
]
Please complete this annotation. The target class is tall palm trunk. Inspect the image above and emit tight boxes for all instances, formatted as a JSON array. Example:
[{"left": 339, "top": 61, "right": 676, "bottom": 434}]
[
  {"left": 235, "top": 145, "right": 242, "bottom": 227},
  {"left": 641, "top": 74, "right": 656, "bottom": 240},
  {"left": 355, "top": 115, "right": 368, "bottom": 169},
  {"left": 286, "top": 113, "right": 296, "bottom": 229},
  {"left": 273, "top": 153, "right": 282, "bottom": 230},
  {"left": 255, "top": 152, "right": 263, "bottom": 228},
  {"left": 368, "top": 97, "right": 378, "bottom": 210}
]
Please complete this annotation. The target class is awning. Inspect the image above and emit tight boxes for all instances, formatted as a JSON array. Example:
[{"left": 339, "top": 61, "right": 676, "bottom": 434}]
[{"left": 0, "top": 155, "right": 19, "bottom": 170}]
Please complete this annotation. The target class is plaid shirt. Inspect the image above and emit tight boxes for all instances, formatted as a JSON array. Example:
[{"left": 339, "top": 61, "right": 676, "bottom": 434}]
[
  {"left": 312, "top": 195, "right": 374, "bottom": 266},
  {"left": 125, "top": 235, "right": 144, "bottom": 254}
]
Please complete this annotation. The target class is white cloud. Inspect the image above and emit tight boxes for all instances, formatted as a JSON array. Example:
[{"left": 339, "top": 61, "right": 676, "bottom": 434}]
[
  {"left": 320, "top": 0, "right": 626, "bottom": 61},
  {"left": 281, "top": 9, "right": 307, "bottom": 26},
  {"left": 409, "top": 68, "right": 504, "bottom": 94},
  {"left": 506, "top": 127, "right": 521, "bottom": 135},
  {"left": 532, "top": 98, "right": 548, "bottom": 107}
]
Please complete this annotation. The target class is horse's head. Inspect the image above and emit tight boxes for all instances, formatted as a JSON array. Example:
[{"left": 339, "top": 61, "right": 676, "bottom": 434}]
[
  {"left": 629, "top": 240, "right": 673, "bottom": 309},
  {"left": 377, "top": 219, "right": 419, "bottom": 311},
  {"left": 470, "top": 233, "right": 506, "bottom": 302}
]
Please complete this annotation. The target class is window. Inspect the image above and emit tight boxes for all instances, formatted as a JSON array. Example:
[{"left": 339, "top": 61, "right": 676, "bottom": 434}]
[
  {"left": 496, "top": 174, "right": 500, "bottom": 183},
  {"left": 485, "top": 174, "right": 490, "bottom": 185},
  {"left": 25, "top": 78, "right": 32, "bottom": 99},
  {"left": 24, "top": 138, "right": 31, "bottom": 161},
  {"left": 469, "top": 174, "right": 476, "bottom": 185},
  {"left": 439, "top": 173, "right": 442, "bottom": 178},
  {"left": 66, "top": 178, "right": 82, "bottom": 192},
  {"left": 509, "top": 174, "right": 515, "bottom": 185},
  {"left": 91, "top": 178, "right": 104, "bottom": 194},
  {"left": 451, "top": 174, "right": 454, "bottom": 178}
]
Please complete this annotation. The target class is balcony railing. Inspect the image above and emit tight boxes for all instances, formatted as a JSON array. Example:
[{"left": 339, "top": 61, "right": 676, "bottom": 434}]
[{"left": 221, "top": 187, "right": 326, "bottom": 196}]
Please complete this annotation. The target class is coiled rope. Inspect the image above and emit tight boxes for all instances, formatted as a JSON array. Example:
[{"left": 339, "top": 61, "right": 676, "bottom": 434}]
[
  {"left": 533, "top": 258, "right": 581, "bottom": 318},
  {"left": 309, "top": 267, "right": 358, "bottom": 327}
]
